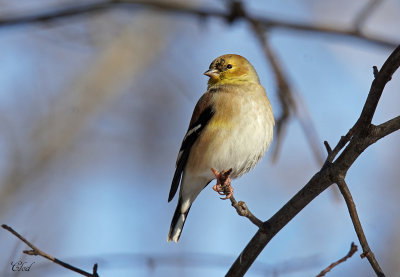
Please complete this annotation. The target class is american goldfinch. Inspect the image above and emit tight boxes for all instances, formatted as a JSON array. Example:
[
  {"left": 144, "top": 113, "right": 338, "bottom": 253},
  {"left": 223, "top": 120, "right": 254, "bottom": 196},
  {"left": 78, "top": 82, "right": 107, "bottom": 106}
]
[{"left": 167, "top": 54, "right": 274, "bottom": 243}]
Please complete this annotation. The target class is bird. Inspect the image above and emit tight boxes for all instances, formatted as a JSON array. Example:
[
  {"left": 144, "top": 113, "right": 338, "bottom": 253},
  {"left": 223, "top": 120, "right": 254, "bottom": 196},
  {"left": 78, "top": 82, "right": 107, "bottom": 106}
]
[{"left": 167, "top": 54, "right": 274, "bottom": 243}]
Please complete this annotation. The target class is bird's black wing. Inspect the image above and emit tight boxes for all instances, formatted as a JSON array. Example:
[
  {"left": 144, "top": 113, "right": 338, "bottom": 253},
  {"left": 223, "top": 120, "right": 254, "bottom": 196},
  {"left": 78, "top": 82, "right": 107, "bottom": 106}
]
[{"left": 168, "top": 105, "right": 214, "bottom": 202}]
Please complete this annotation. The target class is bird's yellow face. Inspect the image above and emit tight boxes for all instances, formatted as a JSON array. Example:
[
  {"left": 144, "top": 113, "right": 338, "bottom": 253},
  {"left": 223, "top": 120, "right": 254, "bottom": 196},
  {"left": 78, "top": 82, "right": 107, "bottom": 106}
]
[{"left": 204, "top": 54, "right": 260, "bottom": 88}]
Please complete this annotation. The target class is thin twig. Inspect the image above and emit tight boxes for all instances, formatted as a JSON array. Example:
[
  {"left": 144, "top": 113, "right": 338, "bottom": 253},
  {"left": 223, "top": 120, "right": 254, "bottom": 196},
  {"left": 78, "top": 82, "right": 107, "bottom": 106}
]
[
  {"left": 336, "top": 180, "right": 385, "bottom": 277},
  {"left": 324, "top": 141, "right": 332, "bottom": 155},
  {"left": 229, "top": 196, "right": 263, "bottom": 228},
  {"left": 211, "top": 169, "right": 263, "bottom": 228},
  {"left": 2, "top": 224, "right": 99, "bottom": 277},
  {"left": 373, "top": 66, "right": 379, "bottom": 78},
  {"left": 325, "top": 129, "right": 355, "bottom": 164},
  {"left": 316, "top": 242, "right": 358, "bottom": 277}
]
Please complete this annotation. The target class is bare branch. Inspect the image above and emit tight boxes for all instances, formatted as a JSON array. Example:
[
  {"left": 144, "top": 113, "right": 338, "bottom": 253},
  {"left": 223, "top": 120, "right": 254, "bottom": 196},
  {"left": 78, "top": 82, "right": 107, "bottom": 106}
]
[
  {"left": 324, "top": 141, "right": 332, "bottom": 155},
  {"left": 372, "top": 116, "right": 400, "bottom": 139},
  {"left": 226, "top": 44, "right": 400, "bottom": 277},
  {"left": 316, "top": 242, "right": 358, "bottom": 277},
  {"left": 226, "top": 167, "right": 335, "bottom": 277},
  {"left": 211, "top": 168, "right": 263, "bottom": 228},
  {"left": 356, "top": 56, "right": 400, "bottom": 131},
  {"left": 373, "top": 66, "right": 379, "bottom": 78},
  {"left": 328, "top": 48, "right": 400, "bottom": 167},
  {"left": 325, "top": 130, "right": 354, "bottom": 164},
  {"left": 2, "top": 224, "right": 99, "bottom": 277},
  {"left": 229, "top": 196, "right": 263, "bottom": 228},
  {"left": 0, "top": 1, "right": 112, "bottom": 27},
  {"left": 335, "top": 180, "right": 384, "bottom": 276},
  {"left": 257, "top": 18, "right": 397, "bottom": 49},
  {"left": 0, "top": 0, "right": 224, "bottom": 28}
]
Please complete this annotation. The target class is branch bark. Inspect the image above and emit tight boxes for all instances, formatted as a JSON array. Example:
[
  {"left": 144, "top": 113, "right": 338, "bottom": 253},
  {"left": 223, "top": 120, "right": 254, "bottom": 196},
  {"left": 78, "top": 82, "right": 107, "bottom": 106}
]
[
  {"left": 226, "top": 44, "right": 400, "bottom": 277},
  {"left": 212, "top": 168, "right": 263, "bottom": 228},
  {"left": 336, "top": 179, "right": 384, "bottom": 276},
  {"left": 229, "top": 196, "right": 263, "bottom": 228}
]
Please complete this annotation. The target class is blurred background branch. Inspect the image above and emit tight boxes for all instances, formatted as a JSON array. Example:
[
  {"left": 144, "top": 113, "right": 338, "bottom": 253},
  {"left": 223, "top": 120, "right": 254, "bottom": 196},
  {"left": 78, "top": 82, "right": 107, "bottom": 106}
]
[
  {"left": 0, "top": 0, "right": 397, "bottom": 48},
  {"left": 2, "top": 224, "right": 99, "bottom": 277}
]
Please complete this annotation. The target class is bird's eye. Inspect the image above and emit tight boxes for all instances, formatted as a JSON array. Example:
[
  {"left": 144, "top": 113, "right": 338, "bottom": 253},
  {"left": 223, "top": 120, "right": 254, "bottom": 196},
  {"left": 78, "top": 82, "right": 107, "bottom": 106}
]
[{"left": 227, "top": 64, "right": 233, "bottom": 69}]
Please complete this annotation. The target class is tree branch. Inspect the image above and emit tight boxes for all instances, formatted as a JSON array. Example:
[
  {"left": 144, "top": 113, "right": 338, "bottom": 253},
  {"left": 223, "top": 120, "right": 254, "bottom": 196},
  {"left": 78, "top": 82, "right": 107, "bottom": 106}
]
[
  {"left": 355, "top": 52, "right": 400, "bottom": 131},
  {"left": 226, "top": 44, "right": 400, "bottom": 277},
  {"left": 211, "top": 168, "right": 263, "bottom": 228},
  {"left": 335, "top": 180, "right": 384, "bottom": 276},
  {"left": 372, "top": 116, "right": 400, "bottom": 139},
  {"left": 229, "top": 196, "right": 263, "bottom": 228},
  {"left": 2, "top": 224, "right": 99, "bottom": 277},
  {"left": 316, "top": 242, "right": 358, "bottom": 277}
]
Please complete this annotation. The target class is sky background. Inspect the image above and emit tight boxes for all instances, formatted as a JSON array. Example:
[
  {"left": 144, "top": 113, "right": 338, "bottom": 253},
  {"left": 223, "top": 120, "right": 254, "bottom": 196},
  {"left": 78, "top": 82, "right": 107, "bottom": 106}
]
[{"left": 0, "top": 0, "right": 399, "bottom": 276}]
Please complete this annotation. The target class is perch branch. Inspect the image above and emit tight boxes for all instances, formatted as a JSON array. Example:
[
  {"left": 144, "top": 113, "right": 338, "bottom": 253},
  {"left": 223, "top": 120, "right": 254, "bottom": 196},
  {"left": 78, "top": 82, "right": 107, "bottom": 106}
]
[
  {"left": 316, "top": 242, "right": 358, "bottom": 277},
  {"left": 212, "top": 168, "right": 263, "bottom": 228},
  {"left": 229, "top": 196, "right": 263, "bottom": 228},
  {"left": 2, "top": 224, "right": 99, "bottom": 277}
]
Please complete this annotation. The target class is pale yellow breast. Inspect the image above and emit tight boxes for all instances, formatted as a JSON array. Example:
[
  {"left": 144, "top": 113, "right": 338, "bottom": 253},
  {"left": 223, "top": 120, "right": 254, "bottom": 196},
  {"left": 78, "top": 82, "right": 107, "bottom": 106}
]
[{"left": 186, "top": 83, "right": 274, "bottom": 180}]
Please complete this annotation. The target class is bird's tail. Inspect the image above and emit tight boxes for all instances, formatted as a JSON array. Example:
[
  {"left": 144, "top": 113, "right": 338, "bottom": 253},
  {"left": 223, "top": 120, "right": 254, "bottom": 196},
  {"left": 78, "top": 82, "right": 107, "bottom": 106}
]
[{"left": 167, "top": 199, "right": 191, "bottom": 243}]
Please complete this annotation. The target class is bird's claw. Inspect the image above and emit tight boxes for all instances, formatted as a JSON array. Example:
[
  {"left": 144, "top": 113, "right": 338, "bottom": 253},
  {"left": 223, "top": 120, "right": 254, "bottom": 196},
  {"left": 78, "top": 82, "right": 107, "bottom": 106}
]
[{"left": 211, "top": 168, "right": 234, "bottom": 200}]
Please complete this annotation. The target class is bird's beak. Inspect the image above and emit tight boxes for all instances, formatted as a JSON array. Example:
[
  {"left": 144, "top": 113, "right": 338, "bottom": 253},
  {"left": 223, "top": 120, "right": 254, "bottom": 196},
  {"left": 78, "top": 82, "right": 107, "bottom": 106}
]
[{"left": 204, "top": 69, "right": 219, "bottom": 78}]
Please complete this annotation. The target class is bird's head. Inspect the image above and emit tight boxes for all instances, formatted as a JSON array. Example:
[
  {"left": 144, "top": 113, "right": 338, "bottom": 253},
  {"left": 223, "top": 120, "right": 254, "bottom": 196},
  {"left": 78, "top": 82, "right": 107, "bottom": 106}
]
[{"left": 204, "top": 54, "right": 260, "bottom": 88}]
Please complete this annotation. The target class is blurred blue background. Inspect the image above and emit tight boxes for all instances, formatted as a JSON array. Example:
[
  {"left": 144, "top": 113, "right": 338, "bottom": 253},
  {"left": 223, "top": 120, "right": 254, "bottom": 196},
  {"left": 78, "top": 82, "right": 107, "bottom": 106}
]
[{"left": 0, "top": 0, "right": 399, "bottom": 276}]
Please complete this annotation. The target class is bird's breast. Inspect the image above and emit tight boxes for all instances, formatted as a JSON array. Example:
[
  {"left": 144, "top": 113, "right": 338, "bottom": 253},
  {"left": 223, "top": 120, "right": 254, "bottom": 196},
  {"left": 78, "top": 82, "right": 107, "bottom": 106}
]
[{"left": 187, "top": 86, "right": 274, "bottom": 180}]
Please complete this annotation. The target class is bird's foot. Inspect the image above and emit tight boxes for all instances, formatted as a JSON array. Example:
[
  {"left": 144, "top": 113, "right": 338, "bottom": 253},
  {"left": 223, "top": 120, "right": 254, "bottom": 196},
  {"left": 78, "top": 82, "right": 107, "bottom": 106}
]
[{"left": 211, "top": 168, "right": 233, "bottom": 200}]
